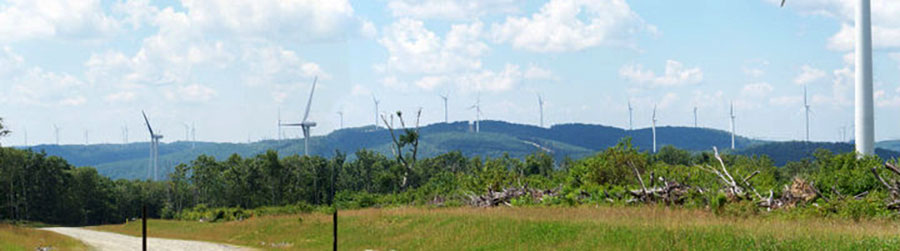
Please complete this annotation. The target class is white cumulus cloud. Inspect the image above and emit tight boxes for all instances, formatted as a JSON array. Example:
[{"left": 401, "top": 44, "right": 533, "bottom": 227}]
[{"left": 619, "top": 60, "right": 703, "bottom": 87}]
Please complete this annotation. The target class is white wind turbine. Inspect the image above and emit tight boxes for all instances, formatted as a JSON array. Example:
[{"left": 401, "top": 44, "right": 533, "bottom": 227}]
[
  {"left": 651, "top": 105, "right": 658, "bottom": 153},
  {"left": 730, "top": 102, "right": 736, "bottom": 150},
  {"left": 281, "top": 77, "right": 318, "bottom": 156},
  {"left": 123, "top": 124, "right": 128, "bottom": 144},
  {"left": 782, "top": 0, "right": 874, "bottom": 155},
  {"left": 804, "top": 85, "right": 811, "bottom": 142},
  {"left": 84, "top": 129, "right": 89, "bottom": 145},
  {"left": 440, "top": 93, "right": 449, "bottom": 123},
  {"left": 53, "top": 124, "right": 60, "bottom": 145},
  {"left": 628, "top": 101, "right": 634, "bottom": 131},
  {"left": 693, "top": 106, "right": 698, "bottom": 128},
  {"left": 337, "top": 111, "right": 344, "bottom": 129},
  {"left": 373, "top": 95, "right": 381, "bottom": 128},
  {"left": 142, "top": 111, "right": 163, "bottom": 181},
  {"left": 538, "top": 94, "right": 545, "bottom": 128},
  {"left": 23, "top": 128, "right": 27, "bottom": 147},
  {"left": 469, "top": 97, "right": 482, "bottom": 133},
  {"left": 277, "top": 107, "right": 283, "bottom": 140}
]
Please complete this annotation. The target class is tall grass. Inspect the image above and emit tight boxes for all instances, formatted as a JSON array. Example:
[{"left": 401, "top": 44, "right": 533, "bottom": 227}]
[
  {"left": 0, "top": 224, "right": 86, "bottom": 251},
  {"left": 91, "top": 206, "right": 900, "bottom": 250}
]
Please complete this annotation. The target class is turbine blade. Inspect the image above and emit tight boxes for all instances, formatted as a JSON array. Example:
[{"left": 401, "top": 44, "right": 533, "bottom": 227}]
[
  {"left": 142, "top": 111, "right": 154, "bottom": 136},
  {"left": 302, "top": 76, "right": 318, "bottom": 122}
]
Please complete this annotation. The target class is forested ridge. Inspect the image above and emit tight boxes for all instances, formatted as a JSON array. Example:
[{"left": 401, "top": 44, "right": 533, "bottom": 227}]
[{"left": 4, "top": 117, "right": 900, "bottom": 226}]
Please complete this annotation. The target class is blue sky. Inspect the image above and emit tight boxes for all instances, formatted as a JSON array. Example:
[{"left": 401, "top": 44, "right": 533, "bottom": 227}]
[{"left": 2, "top": 0, "right": 900, "bottom": 145}]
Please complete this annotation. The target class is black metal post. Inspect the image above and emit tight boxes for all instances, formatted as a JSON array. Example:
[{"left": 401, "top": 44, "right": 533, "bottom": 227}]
[
  {"left": 332, "top": 165, "right": 337, "bottom": 251},
  {"left": 142, "top": 204, "right": 147, "bottom": 251}
]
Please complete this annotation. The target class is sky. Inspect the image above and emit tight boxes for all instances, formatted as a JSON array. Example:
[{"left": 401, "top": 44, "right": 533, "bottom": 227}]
[{"left": 2, "top": 0, "right": 900, "bottom": 146}]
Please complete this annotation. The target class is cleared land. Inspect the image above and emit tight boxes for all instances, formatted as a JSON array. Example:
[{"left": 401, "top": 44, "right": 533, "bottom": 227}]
[
  {"left": 91, "top": 206, "right": 900, "bottom": 250},
  {"left": 0, "top": 224, "right": 87, "bottom": 251},
  {"left": 43, "top": 227, "right": 252, "bottom": 251}
]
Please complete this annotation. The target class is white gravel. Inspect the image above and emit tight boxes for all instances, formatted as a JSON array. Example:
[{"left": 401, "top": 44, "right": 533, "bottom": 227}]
[{"left": 42, "top": 227, "right": 253, "bottom": 251}]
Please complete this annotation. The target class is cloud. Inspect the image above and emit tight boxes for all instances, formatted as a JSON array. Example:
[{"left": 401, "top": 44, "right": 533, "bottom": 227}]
[
  {"left": 490, "top": 0, "right": 656, "bottom": 52},
  {"left": 387, "top": 0, "right": 520, "bottom": 20},
  {"left": 770, "top": 96, "right": 803, "bottom": 106},
  {"left": 620, "top": 60, "right": 703, "bottom": 87},
  {"left": 0, "top": 47, "right": 86, "bottom": 107},
  {"left": 164, "top": 84, "right": 217, "bottom": 103},
  {"left": 378, "top": 18, "right": 486, "bottom": 74},
  {"left": 0, "top": 0, "right": 121, "bottom": 42},
  {"left": 524, "top": 65, "right": 555, "bottom": 80},
  {"left": 774, "top": 0, "right": 900, "bottom": 51},
  {"left": 104, "top": 91, "right": 136, "bottom": 103},
  {"left": 794, "top": 65, "right": 826, "bottom": 85},
  {"left": 741, "top": 82, "right": 775, "bottom": 98}
]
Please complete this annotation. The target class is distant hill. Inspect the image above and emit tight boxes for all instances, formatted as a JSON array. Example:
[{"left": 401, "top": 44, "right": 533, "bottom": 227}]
[
  {"left": 24, "top": 121, "right": 760, "bottom": 180},
  {"left": 735, "top": 141, "right": 900, "bottom": 166}
]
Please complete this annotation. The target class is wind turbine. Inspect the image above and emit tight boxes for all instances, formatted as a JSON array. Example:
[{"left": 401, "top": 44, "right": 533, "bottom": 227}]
[
  {"left": 277, "top": 107, "right": 283, "bottom": 140},
  {"left": 730, "top": 102, "right": 736, "bottom": 150},
  {"left": 373, "top": 95, "right": 381, "bottom": 128},
  {"left": 804, "top": 85, "right": 811, "bottom": 142},
  {"left": 123, "top": 124, "right": 128, "bottom": 144},
  {"left": 337, "top": 111, "right": 344, "bottom": 129},
  {"left": 469, "top": 97, "right": 482, "bottom": 133},
  {"left": 23, "top": 128, "right": 27, "bottom": 147},
  {"left": 693, "top": 106, "right": 698, "bottom": 128},
  {"left": 281, "top": 76, "right": 318, "bottom": 156},
  {"left": 651, "top": 105, "right": 657, "bottom": 153},
  {"left": 538, "top": 94, "right": 545, "bottom": 128},
  {"left": 84, "top": 129, "right": 89, "bottom": 145},
  {"left": 142, "top": 111, "right": 163, "bottom": 181},
  {"left": 627, "top": 101, "right": 634, "bottom": 131},
  {"left": 191, "top": 122, "right": 196, "bottom": 148},
  {"left": 182, "top": 123, "right": 191, "bottom": 142},
  {"left": 439, "top": 94, "right": 449, "bottom": 123},
  {"left": 53, "top": 124, "right": 60, "bottom": 145},
  {"left": 782, "top": 0, "right": 874, "bottom": 155}
]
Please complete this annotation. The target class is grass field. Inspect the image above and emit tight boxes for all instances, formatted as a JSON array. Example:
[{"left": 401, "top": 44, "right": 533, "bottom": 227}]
[
  {"left": 0, "top": 224, "right": 86, "bottom": 251},
  {"left": 91, "top": 206, "right": 900, "bottom": 250}
]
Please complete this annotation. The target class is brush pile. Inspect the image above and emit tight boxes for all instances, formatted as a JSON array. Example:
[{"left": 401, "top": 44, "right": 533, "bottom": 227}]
[
  {"left": 871, "top": 162, "right": 900, "bottom": 210},
  {"left": 468, "top": 186, "right": 559, "bottom": 207},
  {"left": 627, "top": 164, "right": 691, "bottom": 205}
]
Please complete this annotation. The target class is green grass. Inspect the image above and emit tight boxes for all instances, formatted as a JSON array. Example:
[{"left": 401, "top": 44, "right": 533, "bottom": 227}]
[
  {"left": 91, "top": 206, "right": 900, "bottom": 250},
  {"left": 0, "top": 224, "right": 87, "bottom": 251}
]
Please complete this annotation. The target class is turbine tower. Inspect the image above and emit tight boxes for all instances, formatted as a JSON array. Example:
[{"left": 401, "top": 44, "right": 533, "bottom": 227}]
[
  {"left": 440, "top": 94, "right": 449, "bottom": 123},
  {"left": 373, "top": 95, "right": 381, "bottom": 128},
  {"left": 782, "top": 0, "right": 874, "bottom": 155},
  {"left": 730, "top": 102, "right": 736, "bottom": 150},
  {"left": 469, "top": 97, "right": 482, "bottom": 133},
  {"left": 337, "top": 111, "right": 344, "bottom": 129},
  {"left": 538, "top": 94, "right": 545, "bottom": 128},
  {"left": 277, "top": 107, "right": 283, "bottom": 140},
  {"left": 84, "top": 129, "right": 89, "bottom": 145},
  {"left": 23, "top": 128, "right": 27, "bottom": 147},
  {"left": 651, "top": 105, "right": 657, "bottom": 153},
  {"left": 123, "top": 124, "right": 128, "bottom": 144},
  {"left": 191, "top": 122, "right": 196, "bottom": 148},
  {"left": 804, "top": 85, "right": 811, "bottom": 142},
  {"left": 693, "top": 106, "right": 698, "bottom": 128},
  {"left": 281, "top": 77, "right": 318, "bottom": 156},
  {"left": 53, "top": 124, "right": 60, "bottom": 145},
  {"left": 628, "top": 101, "right": 634, "bottom": 131},
  {"left": 142, "top": 111, "right": 163, "bottom": 181}
]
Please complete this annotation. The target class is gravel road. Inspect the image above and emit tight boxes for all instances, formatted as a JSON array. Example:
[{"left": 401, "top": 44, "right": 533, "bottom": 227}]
[{"left": 42, "top": 227, "right": 253, "bottom": 251}]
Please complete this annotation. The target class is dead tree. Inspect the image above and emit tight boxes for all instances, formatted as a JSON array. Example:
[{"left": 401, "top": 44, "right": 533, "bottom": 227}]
[
  {"left": 871, "top": 162, "right": 900, "bottom": 210},
  {"left": 698, "top": 147, "right": 764, "bottom": 202},
  {"left": 381, "top": 109, "right": 422, "bottom": 190},
  {"left": 627, "top": 162, "right": 689, "bottom": 205}
]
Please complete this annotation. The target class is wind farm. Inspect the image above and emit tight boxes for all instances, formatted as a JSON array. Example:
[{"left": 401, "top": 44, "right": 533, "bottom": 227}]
[{"left": 3, "top": 0, "right": 900, "bottom": 250}]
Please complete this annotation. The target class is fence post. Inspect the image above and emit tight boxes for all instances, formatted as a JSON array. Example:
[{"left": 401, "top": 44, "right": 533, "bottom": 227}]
[{"left": 142, "top": 204, "right": 147, "bottom": 251}]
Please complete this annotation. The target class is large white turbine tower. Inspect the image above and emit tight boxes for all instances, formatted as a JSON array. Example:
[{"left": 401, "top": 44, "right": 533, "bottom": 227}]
[
  {"left": 804, "top": 85, "right": 811, "bottom": 142},
  {"left": 538, "top": 94, "right": 545, "bottom": 128},
  {"left": 142, "top": 111, "right": 163, "bottom": 181},
  {"left": 337, "top": 111, "right": 344, "bottom": 129},
  {"left": 730, "top": 102, "right": 736, "bottom": 150},
  {"left": 440, "top": 94, "right": 449, "bottom": 123},
  {"left": 651, "top": 105, "right": 657, "bottom": 153},
  {"left": 281, "top": 77, "right": 318, "bottom": 156},
  {"left": 782, "top": 0, "right": 874, "bottom": 155}
]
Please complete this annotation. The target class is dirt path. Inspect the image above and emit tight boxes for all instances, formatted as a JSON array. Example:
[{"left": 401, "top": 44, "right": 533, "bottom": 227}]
[{"left": 42, "top": 227, "right": 252, "bottom": 251}]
